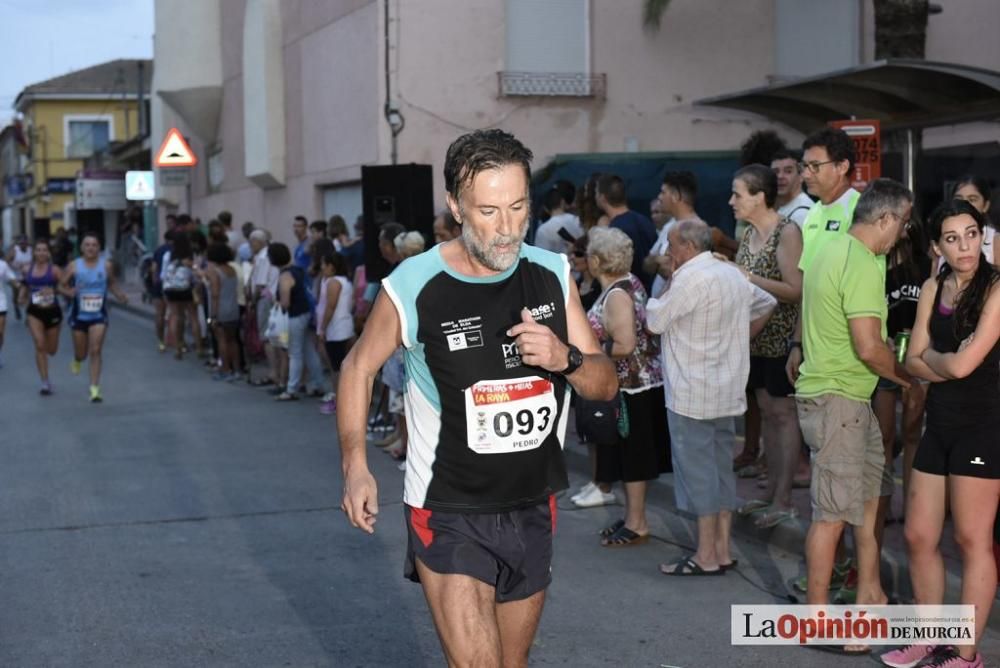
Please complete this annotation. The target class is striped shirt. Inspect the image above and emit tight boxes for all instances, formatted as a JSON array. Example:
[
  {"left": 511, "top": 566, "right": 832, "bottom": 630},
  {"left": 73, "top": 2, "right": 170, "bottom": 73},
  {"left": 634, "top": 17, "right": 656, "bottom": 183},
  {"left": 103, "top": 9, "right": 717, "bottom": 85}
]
[{"left": 646, "top": 252, "right": 776, "bottom": 420}]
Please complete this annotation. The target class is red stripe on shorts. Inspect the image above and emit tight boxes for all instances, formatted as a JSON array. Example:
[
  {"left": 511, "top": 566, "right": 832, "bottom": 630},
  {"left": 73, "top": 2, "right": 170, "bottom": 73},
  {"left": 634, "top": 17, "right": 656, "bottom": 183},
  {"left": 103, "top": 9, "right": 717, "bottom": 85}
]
[
  {"left": 409, "top": 507, "right": 434, "bottom": 548},
  {"left": 549, "top": 494, "right": 557, "bottom": 533}
]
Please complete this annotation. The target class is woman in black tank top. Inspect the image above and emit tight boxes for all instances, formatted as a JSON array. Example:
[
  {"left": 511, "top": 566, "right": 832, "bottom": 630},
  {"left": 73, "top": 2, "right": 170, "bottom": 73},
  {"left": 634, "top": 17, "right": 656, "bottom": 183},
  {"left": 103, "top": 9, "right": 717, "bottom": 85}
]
[{"left": 900, "top": 200, "right": 1000, "bottom": 665}]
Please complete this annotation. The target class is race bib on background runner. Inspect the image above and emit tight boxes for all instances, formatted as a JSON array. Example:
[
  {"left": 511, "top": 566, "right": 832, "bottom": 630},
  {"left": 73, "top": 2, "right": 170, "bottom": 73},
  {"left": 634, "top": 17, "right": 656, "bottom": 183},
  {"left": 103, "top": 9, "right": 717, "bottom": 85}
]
[
  {"left": 31, "top": 291, "right": 55, "bottom": 307},
  {"left": 464, "top": 375, "right": 557, "bottom": 454},
  {"left": 80, "top": 294, "right": 104, "bottom": 313}
]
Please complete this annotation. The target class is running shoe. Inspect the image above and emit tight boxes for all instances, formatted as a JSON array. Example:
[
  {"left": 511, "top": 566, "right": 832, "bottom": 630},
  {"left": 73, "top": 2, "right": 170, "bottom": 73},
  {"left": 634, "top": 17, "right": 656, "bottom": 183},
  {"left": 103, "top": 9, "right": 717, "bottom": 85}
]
[
  {"left": 319, "top": 400, "right": 336, "bottom": 415},
  {"left": 70, "top": 359, "right": 82, "bottom": 375},
  {"left": 923, "top": 650, "right": 982, "bottom": 668},
  {"left": 89, "top": 385, "right": 103, "bottom": 403},
  {"left": 833, "top": 566, "right": 858, "bottom": 604},
  {"left": 792, "top": 558, "right": 852, "bottom": 593},
  {"left": 40, "top": 381, "right": 53, "bottom": 396},
  {"left": 879, "top": 644, "right": 943, "bottom": 668},
  {"left": 572, "top": 485, "right": 616, "bottom": 508},
  {"left": 571, "top": 482, "right": 597, "bottom": 504}
]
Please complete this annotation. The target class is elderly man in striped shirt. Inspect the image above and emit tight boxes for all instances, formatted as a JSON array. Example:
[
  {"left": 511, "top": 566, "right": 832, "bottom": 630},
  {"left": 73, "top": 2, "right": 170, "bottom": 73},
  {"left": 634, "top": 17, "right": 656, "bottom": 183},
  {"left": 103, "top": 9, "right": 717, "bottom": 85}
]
[{"left": 647, "top": 219, "right": 777, "bottom": 576}]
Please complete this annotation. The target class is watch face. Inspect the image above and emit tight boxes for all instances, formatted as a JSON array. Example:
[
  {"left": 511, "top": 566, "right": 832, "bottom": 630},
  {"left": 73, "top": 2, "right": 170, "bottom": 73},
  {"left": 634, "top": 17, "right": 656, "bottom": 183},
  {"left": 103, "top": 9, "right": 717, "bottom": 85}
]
[{"left": 570, "top": 347, "right": 584, "bottom": 366}]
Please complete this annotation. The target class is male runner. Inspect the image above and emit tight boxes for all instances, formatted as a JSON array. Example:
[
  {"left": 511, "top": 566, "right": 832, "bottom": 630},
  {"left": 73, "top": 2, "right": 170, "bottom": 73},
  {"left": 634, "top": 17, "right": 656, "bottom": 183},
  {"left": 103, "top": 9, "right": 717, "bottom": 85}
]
[
  {"left": 59, "top": 233, "right": 128, "bottom": 402},
  {"left": 338, "top": 129, "right": 617, "bottom": 667}
]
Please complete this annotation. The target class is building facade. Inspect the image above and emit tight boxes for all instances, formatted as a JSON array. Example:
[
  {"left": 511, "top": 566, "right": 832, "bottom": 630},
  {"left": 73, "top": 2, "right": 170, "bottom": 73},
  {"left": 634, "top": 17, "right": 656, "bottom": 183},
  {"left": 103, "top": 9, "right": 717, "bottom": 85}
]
[
  {"left": 10, "top": 59, "right": 151, "bottom": 239},
  {"left": 152, "top": 0, "right": 1000, "bottom": 246}
]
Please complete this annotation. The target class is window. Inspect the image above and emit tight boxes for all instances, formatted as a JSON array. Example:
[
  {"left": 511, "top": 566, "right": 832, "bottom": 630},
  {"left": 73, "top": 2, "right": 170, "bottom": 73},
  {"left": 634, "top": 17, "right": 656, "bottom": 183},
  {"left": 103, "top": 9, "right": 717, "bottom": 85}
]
[
  {"left": 502, "top": 0, "right": 603, "bottom": 97},
  {"left": 208, "top": 145, "right": 225, "bottom": 192},
  {"left": 64, "top": 115, "right": 113, "bottom": 159}
]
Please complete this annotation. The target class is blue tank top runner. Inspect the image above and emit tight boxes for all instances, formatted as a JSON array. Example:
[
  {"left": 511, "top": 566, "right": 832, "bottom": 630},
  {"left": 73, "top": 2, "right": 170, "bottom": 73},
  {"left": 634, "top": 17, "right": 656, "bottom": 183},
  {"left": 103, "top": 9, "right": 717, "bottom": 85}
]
[{"left": 74, "top": 258, "right": 108, "bottom": 322}]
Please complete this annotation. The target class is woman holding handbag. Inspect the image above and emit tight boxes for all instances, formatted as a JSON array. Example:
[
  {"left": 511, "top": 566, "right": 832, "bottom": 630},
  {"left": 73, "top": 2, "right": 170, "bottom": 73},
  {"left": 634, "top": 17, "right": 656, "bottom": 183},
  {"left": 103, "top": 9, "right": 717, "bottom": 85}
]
[{"left": 579, "top": 227, "right": 670, "bottom": 547}]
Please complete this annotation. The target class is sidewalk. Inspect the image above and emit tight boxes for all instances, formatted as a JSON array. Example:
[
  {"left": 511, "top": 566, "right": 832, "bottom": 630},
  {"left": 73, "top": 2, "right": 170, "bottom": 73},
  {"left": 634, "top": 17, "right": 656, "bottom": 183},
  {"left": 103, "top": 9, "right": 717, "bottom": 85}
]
[{"left": 111, "top": 287, "right": 998, "bottom": 630}]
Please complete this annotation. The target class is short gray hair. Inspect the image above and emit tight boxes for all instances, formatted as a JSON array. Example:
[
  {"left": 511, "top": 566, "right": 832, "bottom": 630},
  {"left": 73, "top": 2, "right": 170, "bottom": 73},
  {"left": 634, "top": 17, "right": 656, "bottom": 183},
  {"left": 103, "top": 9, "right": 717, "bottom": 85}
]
[
  {"left": 673, "top": 219, "right": 713, "bottom": 252},
  {"left": 853, "top": 178, "right": 913, "bottom": 226},
  {"left": 394, "top": 231, "right": 426, "bottom": 259},
  {"left": 249, "top": 229, "right": 270, "bottom": 243},
  {"left": 587, "top": 226, "right": 633, "bottom": 276}
]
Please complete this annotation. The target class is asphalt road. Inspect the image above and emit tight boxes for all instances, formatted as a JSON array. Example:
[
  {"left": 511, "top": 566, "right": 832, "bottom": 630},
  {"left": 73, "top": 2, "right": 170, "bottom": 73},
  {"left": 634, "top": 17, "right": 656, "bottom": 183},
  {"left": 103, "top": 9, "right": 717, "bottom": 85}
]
[{"left": 1, "top": 307, "right": 996, "bottom": 667}]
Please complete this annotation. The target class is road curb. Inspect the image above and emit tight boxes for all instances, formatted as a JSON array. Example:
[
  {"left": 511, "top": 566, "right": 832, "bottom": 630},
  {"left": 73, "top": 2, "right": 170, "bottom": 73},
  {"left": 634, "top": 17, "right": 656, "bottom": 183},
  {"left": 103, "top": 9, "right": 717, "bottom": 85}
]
[{"left": 560, "top": 444, "right": 1000, "bottom": 630}]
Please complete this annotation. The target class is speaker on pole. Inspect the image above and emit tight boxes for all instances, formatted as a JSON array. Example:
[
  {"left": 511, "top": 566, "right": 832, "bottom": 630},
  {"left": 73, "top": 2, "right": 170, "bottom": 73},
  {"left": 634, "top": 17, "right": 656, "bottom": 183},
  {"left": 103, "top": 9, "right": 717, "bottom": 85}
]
[{"left": 361, "top": 164, "right": 434, "bottom": 282}]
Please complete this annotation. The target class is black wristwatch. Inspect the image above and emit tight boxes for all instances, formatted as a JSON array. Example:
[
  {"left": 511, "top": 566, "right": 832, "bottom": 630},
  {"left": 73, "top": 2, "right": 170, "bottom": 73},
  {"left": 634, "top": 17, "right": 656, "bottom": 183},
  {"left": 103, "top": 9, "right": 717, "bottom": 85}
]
[
  {"left": 788, "top": 340, "right": 802, "bottom": 353},
  {"left": 562, "top": 344, "right": 584, "bottom": 376}
]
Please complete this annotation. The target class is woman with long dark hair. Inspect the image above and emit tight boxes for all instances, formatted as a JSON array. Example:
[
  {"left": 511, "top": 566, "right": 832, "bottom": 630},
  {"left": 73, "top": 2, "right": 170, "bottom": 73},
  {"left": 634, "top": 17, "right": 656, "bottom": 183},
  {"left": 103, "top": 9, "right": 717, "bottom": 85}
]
[
  {"left": 883, "top": 200, "right": 1000, "bottom": 668},
  {"left": 952, "top": 175, "right": 996, "bottom": 267}
]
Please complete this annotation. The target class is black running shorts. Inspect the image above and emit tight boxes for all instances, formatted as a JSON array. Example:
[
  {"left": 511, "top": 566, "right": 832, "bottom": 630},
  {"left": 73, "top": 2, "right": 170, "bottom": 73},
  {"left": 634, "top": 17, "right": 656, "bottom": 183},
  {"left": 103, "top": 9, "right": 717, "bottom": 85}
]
[
  {"left": 914, "top": 421, "right": 1000, "bottom": 479},
  {"left": 404, "top": 499, "right": 556, "bottom": 603}
]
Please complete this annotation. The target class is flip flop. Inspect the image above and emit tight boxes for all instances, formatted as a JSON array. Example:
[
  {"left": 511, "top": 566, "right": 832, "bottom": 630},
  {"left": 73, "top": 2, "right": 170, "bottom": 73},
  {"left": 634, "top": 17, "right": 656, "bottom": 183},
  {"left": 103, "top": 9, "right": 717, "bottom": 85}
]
[
  {"left": 598, "top": 519, "right": 625, "bottom": 538},
  {"left": 601, "top": 526, "right": 648, "bottom": 547},
  {"left": 754, "top": 508, "right": 799, "bottom": 529},
  {"left": 736, "top": 500, "right": 770, "bottom": 516},
  {"left": 659, "top": 556, "right": 723, "bottom": 576}
]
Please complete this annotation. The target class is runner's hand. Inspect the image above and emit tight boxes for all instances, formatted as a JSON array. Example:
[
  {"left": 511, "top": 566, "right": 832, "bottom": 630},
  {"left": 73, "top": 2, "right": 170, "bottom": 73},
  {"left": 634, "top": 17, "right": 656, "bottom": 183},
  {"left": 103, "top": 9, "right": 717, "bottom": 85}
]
[
  {"left": 785, "top": 346, "right": 802, "bottom": 385},
  {"left": 507, "top": 308, "right": 569, "bottom": 373},
  {"left": 342, "top": 469, "right": 379, "bottom": 534}
]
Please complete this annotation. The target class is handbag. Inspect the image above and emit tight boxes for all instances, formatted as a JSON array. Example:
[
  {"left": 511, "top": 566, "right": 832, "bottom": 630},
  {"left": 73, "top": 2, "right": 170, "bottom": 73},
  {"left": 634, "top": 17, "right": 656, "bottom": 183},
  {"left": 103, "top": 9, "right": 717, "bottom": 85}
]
[
  {"left": 576, "top": 392, "right": 629, "bottom": 444},
  {"left": 243, "top": 305, "right": 266, "bottom": 361}
]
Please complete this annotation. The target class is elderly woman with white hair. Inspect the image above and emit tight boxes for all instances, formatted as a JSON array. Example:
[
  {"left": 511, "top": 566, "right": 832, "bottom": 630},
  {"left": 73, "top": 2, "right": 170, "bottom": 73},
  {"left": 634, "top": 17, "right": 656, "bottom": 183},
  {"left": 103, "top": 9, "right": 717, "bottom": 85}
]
[{"left": 574, "top": 226, "right": 670, "bottom": 546}]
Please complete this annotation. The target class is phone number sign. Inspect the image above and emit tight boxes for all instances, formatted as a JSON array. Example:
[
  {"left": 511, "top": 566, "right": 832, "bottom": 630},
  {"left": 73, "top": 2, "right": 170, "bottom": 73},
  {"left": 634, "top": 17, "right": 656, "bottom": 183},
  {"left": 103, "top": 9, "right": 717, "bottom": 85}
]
[{"left": 830, "top": 119, "right": 881, "bottom": 191}]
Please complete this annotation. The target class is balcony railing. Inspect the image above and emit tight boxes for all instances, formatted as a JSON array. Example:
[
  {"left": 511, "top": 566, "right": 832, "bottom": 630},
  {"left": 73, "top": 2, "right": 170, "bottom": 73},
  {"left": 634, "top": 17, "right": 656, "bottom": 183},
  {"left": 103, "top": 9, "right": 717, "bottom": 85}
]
[{"left": 498, "top": 71, "right": 606, "bottom": 99}]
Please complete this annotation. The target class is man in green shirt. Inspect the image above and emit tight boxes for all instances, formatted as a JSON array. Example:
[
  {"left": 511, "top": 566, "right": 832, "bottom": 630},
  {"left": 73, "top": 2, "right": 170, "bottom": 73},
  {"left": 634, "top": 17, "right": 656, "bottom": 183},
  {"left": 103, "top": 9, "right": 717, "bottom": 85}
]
[
  {"left": 797, "top": 127, "right": 861, "bottom": 274},
  {"left": 792, "top": 179, "right": 914, "bottom": 631}
]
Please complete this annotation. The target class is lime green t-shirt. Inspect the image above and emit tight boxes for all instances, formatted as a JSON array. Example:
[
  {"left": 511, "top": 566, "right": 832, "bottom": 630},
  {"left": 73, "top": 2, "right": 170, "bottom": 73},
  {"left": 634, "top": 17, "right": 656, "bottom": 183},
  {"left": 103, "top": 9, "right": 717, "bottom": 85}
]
[
  {"left": 796, "top": 234, "right": 887, "bottom": 402},
  {"left": 798, "top": 188, "right": 860, "bottom": 273}
]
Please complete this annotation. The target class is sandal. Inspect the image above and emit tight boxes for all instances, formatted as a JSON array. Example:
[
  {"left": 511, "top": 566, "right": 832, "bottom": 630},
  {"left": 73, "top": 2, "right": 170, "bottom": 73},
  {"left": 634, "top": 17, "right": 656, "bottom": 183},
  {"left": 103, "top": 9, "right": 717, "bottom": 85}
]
[
  {"left": 600, "top": 526, "right": 648, "bottom": 547},
  {"left": 275, "top": 392, "right": 299, "bottom": 401},
  {"left": 736, "top": 500, "right": 770, "bottom": 516},
  {"left": 720, "top": 560, "right": 739, "bottom": 571},
  {"left": 732, "top": 450, "right": 759, "bottom": 471},
  {"left": 659, "top": 556, "right": 723, "bottom": 576},
  {"left": 754, "top": 508, "right": 799, "bottom": 529},
  {"left": 598, "top": 519, "right": 625, "bottom": 538},
  {"left": 736, "top": 463, "right": 766, "bottom": 479}
]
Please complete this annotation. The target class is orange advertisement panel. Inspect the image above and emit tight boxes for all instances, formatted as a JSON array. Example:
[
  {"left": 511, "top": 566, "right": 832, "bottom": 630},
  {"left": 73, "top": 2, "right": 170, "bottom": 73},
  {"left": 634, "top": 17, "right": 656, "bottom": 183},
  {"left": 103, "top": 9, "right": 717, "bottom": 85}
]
[{"left": 829, "top": 120, "right": 881, "bottom": 191}]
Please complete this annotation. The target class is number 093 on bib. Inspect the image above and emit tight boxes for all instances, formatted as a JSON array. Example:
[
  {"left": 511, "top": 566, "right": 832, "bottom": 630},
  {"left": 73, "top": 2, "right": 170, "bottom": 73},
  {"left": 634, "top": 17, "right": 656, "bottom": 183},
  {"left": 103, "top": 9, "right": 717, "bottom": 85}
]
[{"left": 464, "top": 376, "right": 557, "bottom": 455}]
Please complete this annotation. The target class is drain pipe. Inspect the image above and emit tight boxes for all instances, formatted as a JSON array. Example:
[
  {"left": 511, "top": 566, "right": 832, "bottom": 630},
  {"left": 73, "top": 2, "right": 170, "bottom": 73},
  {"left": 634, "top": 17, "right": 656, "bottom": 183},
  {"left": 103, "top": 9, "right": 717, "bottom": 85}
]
[{"left": 384, "top": 0, "right": 405, "bottom": 164}]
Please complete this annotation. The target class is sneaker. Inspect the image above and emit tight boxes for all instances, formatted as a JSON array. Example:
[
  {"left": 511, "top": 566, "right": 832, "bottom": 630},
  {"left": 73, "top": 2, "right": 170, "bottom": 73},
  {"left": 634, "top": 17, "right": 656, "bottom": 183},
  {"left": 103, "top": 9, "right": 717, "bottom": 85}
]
[
  {"left": 40, "top": 381, "right": 53, "bottom": 396},
  {"left": 793, "top": 558, "right": 852, "bottom": 593},
  {"left": 572, "top": 485, "right": 616, "bottom": 508},
  {"left": 70, "top": 359, "right": 82, "bottom": 375},
  {"left": 321, "top": 392, "right": 336, "bottom": 403},
  {"left": 833, "top": 566, "right": 858, "bottom": 604},
  {"left": 923, "top": 650, "right": 982, "bottom": 668},
  {"left": 319, "top": 400, "right": 336, "bottom": 415},
  {"left": 571, "top": 481, "right": 597, "bottom": 503},
  {"left": 879, "top": 644, "right": 941, "bottom": 668},
  {"left": 89, "top": 385, "right": 103, "bottom": 403}
]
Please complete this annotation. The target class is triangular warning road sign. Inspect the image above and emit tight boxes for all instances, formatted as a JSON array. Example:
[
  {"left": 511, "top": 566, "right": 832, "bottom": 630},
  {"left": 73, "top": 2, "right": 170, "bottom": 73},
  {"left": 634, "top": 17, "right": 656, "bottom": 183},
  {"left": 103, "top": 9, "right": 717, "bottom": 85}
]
[{"left": 155, "top": 128, "right": 198, "bottom": 168}]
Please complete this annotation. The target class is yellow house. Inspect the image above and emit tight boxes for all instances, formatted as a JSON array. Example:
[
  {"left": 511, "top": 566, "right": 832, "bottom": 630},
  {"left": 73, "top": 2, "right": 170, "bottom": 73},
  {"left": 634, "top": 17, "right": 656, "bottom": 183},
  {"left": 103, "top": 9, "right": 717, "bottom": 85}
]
[{"left": 12, "top": 59, "right": 152, "bottom": 237}]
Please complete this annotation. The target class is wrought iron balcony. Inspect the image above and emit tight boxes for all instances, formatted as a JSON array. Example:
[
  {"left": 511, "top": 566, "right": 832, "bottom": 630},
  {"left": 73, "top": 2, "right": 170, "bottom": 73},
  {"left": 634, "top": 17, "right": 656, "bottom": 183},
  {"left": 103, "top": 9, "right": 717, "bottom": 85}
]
[{"left": 498, "top": 71, "right": 607, "bottom": 99}]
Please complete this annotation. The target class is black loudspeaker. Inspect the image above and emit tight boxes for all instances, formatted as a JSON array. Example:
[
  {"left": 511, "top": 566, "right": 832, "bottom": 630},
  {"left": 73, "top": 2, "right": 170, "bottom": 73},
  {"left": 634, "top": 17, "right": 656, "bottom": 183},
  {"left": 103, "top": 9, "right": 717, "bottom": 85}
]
[{"left": 362, "top": 164, "right": 435, "bottom": 282}]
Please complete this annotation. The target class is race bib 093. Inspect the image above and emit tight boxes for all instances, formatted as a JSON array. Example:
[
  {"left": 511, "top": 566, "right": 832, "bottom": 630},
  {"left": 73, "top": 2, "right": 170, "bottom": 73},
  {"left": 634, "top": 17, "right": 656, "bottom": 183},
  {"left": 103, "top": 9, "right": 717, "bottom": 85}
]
[{"left": 464, "top": 375, "right": 557, "bottom": 455}]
